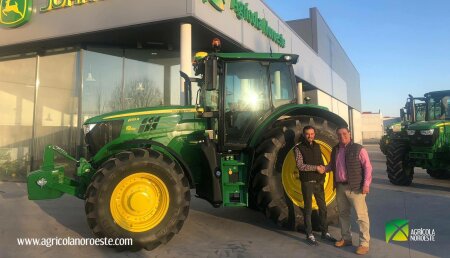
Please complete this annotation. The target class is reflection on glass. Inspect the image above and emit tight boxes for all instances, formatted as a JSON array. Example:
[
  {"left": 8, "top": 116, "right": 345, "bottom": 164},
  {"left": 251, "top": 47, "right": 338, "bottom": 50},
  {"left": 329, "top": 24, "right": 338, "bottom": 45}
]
[
  {"left": 32, "top": 52, "right": 79, "bottom": 172},
  {"left": 82, "top": 50, "right": 123, "bottom": 118},
  {"left": 0, "top": 57, "right": 36, "bottom": 181}
]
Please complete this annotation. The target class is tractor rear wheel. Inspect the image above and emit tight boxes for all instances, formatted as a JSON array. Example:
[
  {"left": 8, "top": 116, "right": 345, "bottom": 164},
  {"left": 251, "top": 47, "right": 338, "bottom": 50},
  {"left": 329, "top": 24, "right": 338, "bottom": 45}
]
[
  {"left": 386, "top": 141, "right": 414, "bottom": 185},
  {"left": 426, "top": 169, "right": 450, "bottom": 179},
  {"left": 85, "top": 148, "right": 190, "bottom": 251},
  {"left": 250, "top": 116, "right": 339, "bottom": 231}
]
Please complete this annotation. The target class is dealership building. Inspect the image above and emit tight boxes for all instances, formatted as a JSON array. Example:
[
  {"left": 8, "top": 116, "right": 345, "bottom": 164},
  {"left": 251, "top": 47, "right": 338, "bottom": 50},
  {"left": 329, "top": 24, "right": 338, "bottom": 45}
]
[{"left": 0, "top": 0, "right": 361, "bottom": 181}]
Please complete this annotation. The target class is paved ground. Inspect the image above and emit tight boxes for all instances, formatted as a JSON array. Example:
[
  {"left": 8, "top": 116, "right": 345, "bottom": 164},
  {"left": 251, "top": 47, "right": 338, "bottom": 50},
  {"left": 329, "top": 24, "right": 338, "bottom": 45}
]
[{"left": 0, "top": 144, "right": 449, "bottom": 258}]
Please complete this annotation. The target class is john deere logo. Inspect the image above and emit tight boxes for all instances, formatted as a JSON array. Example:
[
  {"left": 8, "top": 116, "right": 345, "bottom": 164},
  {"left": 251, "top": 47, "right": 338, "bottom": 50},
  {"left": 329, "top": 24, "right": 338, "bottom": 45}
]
[
  {"left": 203, "top": 0, "right": 225, "bottom": 12},
  {"left": 0, "top": 0, "right": 32, "bottom": 28},
  {"left": 385, "top": 219, "right": 409, "bottom": 243}
]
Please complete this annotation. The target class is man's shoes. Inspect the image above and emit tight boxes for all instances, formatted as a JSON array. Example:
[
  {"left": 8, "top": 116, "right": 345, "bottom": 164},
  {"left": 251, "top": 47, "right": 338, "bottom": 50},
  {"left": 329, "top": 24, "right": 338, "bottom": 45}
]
[
  {"left": 306, "top": 235, "right": 319, "bottom": 246},
  {"left": 356, "top": 245, "right": 369, "bottom": 255},
  {"left": 334, "top": 239, "right": 352, "bottom": 247},
  {"left": 321, "top": 232, "right": 337, "bottom": 242}
]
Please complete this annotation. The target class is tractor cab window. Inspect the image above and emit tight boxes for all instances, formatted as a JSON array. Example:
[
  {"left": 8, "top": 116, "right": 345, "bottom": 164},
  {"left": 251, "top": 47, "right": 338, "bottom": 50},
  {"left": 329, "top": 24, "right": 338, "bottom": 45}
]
[
  {"left": 224, "top": 61, "right": 270, "bottom": 144},
  {"left": 415, "top": 103, "right": 426, "bottom": 122},
  {"left": 269, "top": 62, "right": 295, "bottom": 108},
  {"left": 429, "top": 96, "right": 450, "bottom": 120}
]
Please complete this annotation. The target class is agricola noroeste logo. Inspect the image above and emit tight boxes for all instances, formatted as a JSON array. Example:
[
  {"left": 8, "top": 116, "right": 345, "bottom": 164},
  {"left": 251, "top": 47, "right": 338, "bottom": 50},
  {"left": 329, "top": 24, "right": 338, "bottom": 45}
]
[
  {"left": 0, "top": 0, "right": 32, "bottom": 28},
  {"left": 386, "top": 219, "right": 436, "bottom": 243},
  {"left": 385, "top": 219, "right": 409, "bottom": 243}
]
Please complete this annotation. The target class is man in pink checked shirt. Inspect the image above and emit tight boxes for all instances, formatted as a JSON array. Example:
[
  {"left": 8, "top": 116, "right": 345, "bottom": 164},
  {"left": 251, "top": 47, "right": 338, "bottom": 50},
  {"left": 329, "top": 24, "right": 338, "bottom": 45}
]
[{"left": 324, "top": 126, "right": 372, "bottom": 255}]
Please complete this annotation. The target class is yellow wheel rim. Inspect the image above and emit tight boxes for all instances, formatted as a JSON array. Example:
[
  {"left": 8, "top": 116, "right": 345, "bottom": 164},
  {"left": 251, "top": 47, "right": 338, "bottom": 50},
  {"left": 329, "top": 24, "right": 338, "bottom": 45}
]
[
  {"left": 281, "top": 140, "right": 335, "bottom": 209},
  {"left": 110, "top": 172, "right": 170, "bottom": 232}
]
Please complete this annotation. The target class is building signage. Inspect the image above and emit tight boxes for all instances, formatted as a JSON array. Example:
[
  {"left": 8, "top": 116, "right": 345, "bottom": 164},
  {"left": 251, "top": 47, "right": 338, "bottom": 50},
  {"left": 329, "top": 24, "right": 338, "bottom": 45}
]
[
  {"left": 203, "top": 0, "right": 285, "bottom": 48},
  {"left": 0, "top": 0, "right": 32, "bottom": 28},
  {"left": 40, "top": 0, "right": 101, "bottom": 13}
]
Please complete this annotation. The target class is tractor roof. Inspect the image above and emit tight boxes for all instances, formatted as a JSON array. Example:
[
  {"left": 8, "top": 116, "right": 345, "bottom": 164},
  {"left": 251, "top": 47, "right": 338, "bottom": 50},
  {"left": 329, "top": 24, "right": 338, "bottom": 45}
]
[
  {"left": 425, "top": 90, "right": 450, "bottom": 99},
  {"left": 213, "top": 52, "right": 299, "bottom": 64}
]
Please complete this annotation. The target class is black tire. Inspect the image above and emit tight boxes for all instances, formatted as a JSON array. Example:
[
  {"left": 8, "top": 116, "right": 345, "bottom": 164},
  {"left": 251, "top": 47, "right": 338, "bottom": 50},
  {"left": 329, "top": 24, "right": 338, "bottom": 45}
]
[
  {"left": 426, "top": 169, "right": 450, "bottom": 179},
  {"left": 379, "top": 135, "right": 388, "bottom": 155},
  {"left": 386, "top": 141, "right": 414, "bottom": 185},
  {"left": 250, "top": 116, "right": 339, "bottom": 231},
  {"left": 85, "top": 148, "right": 190, "bottom": 251}
]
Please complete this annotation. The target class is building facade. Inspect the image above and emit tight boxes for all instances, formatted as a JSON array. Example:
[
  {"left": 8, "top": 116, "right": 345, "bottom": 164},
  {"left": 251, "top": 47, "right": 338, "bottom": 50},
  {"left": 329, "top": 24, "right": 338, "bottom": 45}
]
[{"left": 0, "top": 0, "right": 361, "bottom": 181}]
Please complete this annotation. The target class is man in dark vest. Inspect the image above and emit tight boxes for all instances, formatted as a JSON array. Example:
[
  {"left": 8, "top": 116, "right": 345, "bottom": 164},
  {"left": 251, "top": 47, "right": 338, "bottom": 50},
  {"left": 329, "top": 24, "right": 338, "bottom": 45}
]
[
  {"left": 294, "top": 125, "right": 336, "bottom": 246},
  {"left": 325, "top": 126, "right": 372, "bottom": 255}
]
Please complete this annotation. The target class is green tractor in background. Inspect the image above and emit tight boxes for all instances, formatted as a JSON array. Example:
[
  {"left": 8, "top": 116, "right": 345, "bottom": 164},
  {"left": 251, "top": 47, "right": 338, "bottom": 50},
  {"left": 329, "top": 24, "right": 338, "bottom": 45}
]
[
  {"left": 27, "top": 43, "right": 347, "bottom": 251},
  {"left": 386, "top": 90, "right": 450, "bottom": 185},
  {"left": 379, "top": 95, "right": 426, "bottom": 155}
]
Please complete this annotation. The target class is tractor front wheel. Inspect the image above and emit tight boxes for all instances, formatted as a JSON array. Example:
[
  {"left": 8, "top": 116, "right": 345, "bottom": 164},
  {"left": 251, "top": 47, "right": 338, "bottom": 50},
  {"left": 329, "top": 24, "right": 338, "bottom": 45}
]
[
  {"left": 386, "top": 141, "right": 414, "bottom": 185},
  {"left": 85, "top": 148, "right": 190, "bottom": 251}
]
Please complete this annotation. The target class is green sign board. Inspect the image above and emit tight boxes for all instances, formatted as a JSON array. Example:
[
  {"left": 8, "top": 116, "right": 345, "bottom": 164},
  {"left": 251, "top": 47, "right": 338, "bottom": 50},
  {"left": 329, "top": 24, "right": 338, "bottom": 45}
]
[
  {"left": 0, "top": 0, "right": 32, "bottom": 28},
  {"left": 203, "top": 0, "right": 285, "bottom": 48}
]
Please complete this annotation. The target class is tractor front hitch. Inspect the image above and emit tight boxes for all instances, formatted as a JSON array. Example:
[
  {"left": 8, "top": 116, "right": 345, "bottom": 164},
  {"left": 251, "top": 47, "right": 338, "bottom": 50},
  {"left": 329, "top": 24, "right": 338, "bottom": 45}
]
[{"left": 27, "top": 145, "right": 92, "bottom": 200}]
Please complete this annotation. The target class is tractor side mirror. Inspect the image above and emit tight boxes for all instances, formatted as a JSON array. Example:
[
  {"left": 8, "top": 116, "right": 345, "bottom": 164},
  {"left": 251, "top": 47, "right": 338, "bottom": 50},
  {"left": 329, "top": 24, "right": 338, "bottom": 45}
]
[{"left": 205, "top": 57, "right": 218, "bottom": 91}]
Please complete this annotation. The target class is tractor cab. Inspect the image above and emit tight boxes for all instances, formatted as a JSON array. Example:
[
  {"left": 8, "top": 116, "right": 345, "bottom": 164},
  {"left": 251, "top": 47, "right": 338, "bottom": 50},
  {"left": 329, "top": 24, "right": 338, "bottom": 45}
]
[
  {"left": 190, "top": 41, "right": 299, "bottom": 152},
  {"left": 425, "top": 91, "right": 450, "bottom": 121}
]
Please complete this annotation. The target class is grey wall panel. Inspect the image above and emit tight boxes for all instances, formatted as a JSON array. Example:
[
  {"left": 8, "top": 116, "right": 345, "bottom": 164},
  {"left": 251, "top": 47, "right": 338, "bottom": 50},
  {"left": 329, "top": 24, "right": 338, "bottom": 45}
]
[
  {"left": 312, "top": 8, "right": 361, "bottom": 110},
  {"left": 0, "top": 0, "right": 189, "bottom": 47}
]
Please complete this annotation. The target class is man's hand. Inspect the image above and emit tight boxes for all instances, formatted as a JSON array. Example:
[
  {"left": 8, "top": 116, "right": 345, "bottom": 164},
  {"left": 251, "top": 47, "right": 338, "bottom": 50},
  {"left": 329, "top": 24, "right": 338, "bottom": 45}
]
[
  {"left": 316, "top": 165, "right": 325, "bottom": 174},
  {"left": 362, "top": 185, "right": 370, "bottom": 194}
]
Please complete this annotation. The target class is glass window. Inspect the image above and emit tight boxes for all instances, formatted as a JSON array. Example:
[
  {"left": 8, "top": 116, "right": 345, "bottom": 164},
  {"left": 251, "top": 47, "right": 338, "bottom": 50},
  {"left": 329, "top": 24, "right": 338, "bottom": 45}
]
[
  {"left": 32, "top": 52, "right": 79, "bottom": 172},
  {"left": 0, "top": 57, "right": 36, "bottom": 181},
  {"left": 82, "top": 49, "right": 124, "bottom": 118},
  {"left": 269, "top": 62, "right": 294, "bottom": 108},
  {"left": 429, "top": 96, "right": 450, "bottom": 120},
  {"left": 224, "top": 61, "right": 270, "bottom": 144}
]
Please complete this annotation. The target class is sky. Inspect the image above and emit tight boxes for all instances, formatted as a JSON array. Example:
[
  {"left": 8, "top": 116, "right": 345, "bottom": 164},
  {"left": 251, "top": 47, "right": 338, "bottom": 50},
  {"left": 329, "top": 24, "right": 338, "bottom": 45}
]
[{"left": 263, "top": 0, "right": 450, "bottom": 117}]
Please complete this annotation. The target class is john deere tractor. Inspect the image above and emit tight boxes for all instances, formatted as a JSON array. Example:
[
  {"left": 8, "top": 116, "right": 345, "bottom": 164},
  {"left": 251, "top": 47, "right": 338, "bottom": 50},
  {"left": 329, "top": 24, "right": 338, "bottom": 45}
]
[
  {"left": 380, "top": 95, "right": 425, "bottom": 155},
  {"left": 386, "top": 90, "right": 450, "bottom": 185},
  {"left": 27, "top": 44, "right": 347, "bottom": 250}
]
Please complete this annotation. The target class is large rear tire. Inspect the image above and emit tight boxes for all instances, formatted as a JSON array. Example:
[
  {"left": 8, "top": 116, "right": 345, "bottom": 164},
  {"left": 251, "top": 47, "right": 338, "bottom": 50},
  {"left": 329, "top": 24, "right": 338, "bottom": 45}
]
[
  {"left": 386, "top": 141, "right": 414, "bottom": 185},
  {"left": 85, "top": 148, "right": 190, "bottom": 251},
  {"left": 250, "top": 116, "right": 339, "bottom": 231},
  {"left": 426, "top": 169, "right": 450, "bottom": 179}
]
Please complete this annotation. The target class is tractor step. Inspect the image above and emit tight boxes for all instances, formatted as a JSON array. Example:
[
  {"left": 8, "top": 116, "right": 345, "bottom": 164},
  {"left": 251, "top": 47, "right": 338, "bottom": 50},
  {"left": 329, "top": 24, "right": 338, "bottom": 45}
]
[{"left": 221, "top": 157, "right": 248, "bottom": 207}]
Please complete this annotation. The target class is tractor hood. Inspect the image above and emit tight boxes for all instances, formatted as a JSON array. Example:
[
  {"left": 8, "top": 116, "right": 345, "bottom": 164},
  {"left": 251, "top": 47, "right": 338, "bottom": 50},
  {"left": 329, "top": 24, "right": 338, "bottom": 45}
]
[
  {"left": 407, "top": 120, "right": 446, "bottom": 130},
  {"left": 84, "top": 106, "right": 198, "bottom": 124}
]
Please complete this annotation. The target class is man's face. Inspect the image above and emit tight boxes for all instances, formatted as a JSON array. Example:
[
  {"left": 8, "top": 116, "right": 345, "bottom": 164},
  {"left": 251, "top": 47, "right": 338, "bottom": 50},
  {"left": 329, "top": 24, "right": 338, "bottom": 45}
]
[
  {"left": 304, "top": 128, "right": 315, "bottom": 144},
  {"left": 337, "top": 128, "right": 351, "bottom": 145}
]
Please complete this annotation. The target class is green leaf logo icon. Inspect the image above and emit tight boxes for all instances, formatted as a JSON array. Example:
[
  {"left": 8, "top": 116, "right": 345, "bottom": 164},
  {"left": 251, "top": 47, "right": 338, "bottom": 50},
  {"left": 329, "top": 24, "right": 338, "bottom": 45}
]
[
  {"left": 385, "top": 219, "right": 409, "bottom": 243},
  {"left": 205, "top": 0, "right": 225, "bottom": 12},
  {"left": 0, "top": 0, "right": 32, "bottom": 28}
]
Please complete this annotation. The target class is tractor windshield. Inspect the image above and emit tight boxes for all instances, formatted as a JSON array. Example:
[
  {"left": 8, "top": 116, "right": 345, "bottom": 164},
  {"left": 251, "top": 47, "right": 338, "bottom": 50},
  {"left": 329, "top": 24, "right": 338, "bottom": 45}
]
[
  {"left": 223, "top": 60, "right": 295, "bottom": 144},
  {"left": 415, "top": 103, "right": 426, "bottom": 122},
  {"left": 428, "top": 95, "right": 450, "bottom": 120}
]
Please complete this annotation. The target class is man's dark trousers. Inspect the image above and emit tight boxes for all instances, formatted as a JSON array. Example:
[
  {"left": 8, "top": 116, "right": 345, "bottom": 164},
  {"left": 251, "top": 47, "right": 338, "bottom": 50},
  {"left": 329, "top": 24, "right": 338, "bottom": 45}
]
[{"left": 301, "top": 180, "right": 327, "bottom": 236}]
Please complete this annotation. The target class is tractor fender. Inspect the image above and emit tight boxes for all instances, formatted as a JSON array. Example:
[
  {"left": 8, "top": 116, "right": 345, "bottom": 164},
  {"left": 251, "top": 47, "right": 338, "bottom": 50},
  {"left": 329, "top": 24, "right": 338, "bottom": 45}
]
[
  {"left": 108, "top": 139, "right": 195, "bottom": 188},
  {"left": 249, "top": 104, "right": 348, "bottom": 148}
]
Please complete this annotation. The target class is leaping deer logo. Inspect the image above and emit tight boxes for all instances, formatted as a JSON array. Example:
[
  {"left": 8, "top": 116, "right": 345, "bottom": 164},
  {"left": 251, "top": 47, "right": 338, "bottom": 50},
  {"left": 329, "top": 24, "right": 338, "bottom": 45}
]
[{"left": 2, "top": 0, "right": 23, "bottom": 17}]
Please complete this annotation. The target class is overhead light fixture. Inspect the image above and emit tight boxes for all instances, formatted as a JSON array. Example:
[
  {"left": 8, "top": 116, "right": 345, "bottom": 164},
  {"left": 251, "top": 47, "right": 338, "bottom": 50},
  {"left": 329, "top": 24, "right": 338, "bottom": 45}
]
[{"left": 86, "top": 65, "right": 96, "bottom": 82}]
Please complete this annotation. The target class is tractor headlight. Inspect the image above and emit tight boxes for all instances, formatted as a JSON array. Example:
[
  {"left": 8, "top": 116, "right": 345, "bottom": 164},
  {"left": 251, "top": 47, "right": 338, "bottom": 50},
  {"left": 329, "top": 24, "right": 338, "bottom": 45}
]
[
  {"left": 83, "top": 124, "right": 97, "bottom": 134},
  {"left": 420, "top": 129, "right": 435, "bottom": 136},
  {"left": 406, "top": 130, "right": 416, "bottom": 136}
]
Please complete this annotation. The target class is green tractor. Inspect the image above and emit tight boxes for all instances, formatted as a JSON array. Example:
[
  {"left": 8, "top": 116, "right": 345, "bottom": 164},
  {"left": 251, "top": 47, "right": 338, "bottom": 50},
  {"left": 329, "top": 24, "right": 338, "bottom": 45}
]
[
  {"left": 379, "top": 95, "right": 426, "bottom": 155},
  {"left": 27, "top": 47, "right": 347, "bottom": 250},
  {"left": 386, "top": 90, "right": 450, "bottom": 185}
]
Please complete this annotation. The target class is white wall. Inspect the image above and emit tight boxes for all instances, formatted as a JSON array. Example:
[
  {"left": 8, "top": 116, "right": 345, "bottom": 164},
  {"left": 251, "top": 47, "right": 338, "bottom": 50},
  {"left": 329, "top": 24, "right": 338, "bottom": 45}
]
[
  {"left": 361, "top": 113, "right": 384, "bottom": 142},
  {"left": 351, "top": 109, "right": 362, "bottom": 144}
]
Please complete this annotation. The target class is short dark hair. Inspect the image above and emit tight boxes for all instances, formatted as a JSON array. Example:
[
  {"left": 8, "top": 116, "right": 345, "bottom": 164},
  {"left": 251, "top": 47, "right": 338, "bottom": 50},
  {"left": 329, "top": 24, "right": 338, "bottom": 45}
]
[
  {"left": 336, "top": 126, "right": 350, "bottom": 133},
  {"left": 303, "top": 125, "right": 316, "bottom": 134}
]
